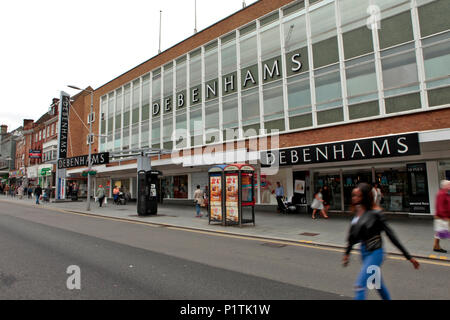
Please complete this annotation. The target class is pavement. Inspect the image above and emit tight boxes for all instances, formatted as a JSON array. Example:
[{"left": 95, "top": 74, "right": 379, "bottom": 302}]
[{"left": 1, "top": 195, "right": 449, "bottom": 262}]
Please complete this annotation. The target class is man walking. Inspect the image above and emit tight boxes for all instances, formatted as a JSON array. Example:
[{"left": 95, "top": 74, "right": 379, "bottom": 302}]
[
  {"left": 275, "top": 182, "right": 285, "bottom": 213},
  {"left": 96, "top": 185, "right": 106, "bottom": 208},
  {"left": 433, "top": 180, "right": 450, "bottom": 253},
  {"left": 35, "top": 185, "right": 42, "bottom": 205}
]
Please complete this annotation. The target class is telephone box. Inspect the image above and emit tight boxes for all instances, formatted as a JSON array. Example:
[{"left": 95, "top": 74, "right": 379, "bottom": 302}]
[
  {"left": 224, "top": 164, "right": 256, "bottom": 227},
  {"left": 137, "top": 170, "right": 162, "bottom": 216},
  {"left": 208, "top": 165, "right": 226, "bottom": 225}
]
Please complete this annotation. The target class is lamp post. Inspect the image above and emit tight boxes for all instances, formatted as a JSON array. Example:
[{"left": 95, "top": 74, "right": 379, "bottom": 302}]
[{"left": 68, "top": 85, "right": 94, "bottom": 211}]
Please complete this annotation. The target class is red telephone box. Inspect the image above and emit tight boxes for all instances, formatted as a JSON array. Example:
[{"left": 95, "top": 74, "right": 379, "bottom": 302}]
[{"left": 224, "top": 164, "right": 256, "bottom": 227}]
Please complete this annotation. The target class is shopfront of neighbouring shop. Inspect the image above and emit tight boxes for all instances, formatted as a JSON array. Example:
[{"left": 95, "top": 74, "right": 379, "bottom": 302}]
[{"left": 260, "top": 131, "right": 450, "bottom": 215}]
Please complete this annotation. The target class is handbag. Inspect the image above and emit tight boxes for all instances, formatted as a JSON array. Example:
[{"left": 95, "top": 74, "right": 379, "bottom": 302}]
[{"left": 434, "top": 218, "right": 450, "bottom": 239}]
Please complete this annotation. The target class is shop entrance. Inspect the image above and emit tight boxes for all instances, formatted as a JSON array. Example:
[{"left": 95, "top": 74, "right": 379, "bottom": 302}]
[
  {"left": 343, "top": 169, "right": 372, "bottom": 211},
  {"left": 313, "top": 173, "right": 342, "bottom": 211}
]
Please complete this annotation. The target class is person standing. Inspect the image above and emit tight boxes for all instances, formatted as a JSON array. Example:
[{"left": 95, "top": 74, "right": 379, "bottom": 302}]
[
  {"left": 311, "top": 188, "right": 328, "bottom": 219},
  {"left": 18, "top": 185, "right": 24, "bottom": 200},
  {"left": 113, "top": 186, "right": 120, "bottom": 204},
  {"left": 203, "top": 185, "right": 209, "bottom": 215},
  {"left": 4, "top": 184, "right": 9, "bottom": 197},
  {"left": 193, "top": 185, "right": 204, "bottom": 218},
  {"left": 433, "top": 180, "right": 450, "bottom": 253},
  {"left": 34, "top": 185, "right": 42, "bottom": 205},
  {"left": 275, "top": 182, "right": 285, "bottom": 213},
  {"left": 96, "top": 185, "right": 106, "bottom": 208},
  {"left": 343, "top": 183, "right": 419, "bottom": 300},
  {"left": 28, "top": 185, "right": 33, "bottom": 199}
]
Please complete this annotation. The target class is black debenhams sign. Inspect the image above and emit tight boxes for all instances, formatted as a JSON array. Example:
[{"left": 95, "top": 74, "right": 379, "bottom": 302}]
[
  {"left": 261, "top": 133, "right": 420, "bottom": 167},
  {"left": 58, "top": 152, "right": 109, "bottom": 169}
]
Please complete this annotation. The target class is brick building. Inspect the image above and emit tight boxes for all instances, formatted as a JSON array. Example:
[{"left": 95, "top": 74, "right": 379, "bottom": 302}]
[{"left": 65, "top": 0, "right": 450, "bottom": 215}]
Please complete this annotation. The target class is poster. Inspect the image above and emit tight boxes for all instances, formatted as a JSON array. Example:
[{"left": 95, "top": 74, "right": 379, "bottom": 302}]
[
  {"left": 210, "top": 176, "right": 222, "bottom": 220},
  {"left": 241, "top": 173, "right": 253, "bottom": 203},
  {"left": 294, "top": 180, "right": 305, "bottom": 194},
  {"left": 226, "top": 174, "right": 239, "bottom": 223}
]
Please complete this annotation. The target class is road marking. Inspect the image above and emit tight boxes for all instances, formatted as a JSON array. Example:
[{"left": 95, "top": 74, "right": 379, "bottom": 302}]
[{"left": 2, "top": 199, "right": 450, "bottom": 267}]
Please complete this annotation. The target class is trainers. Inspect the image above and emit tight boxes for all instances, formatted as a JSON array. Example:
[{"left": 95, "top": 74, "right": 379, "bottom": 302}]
[{"left": 433, "top": 248, "right": 447, "bottom": 253}]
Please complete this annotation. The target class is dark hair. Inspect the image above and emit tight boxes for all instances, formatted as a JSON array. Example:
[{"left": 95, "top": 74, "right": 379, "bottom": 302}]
[
  {"left": 197, "top": 185, "right": 200, "bottom": 189},
  {"left": 356, "top": 182, "right": 374, "bottom": 211}
]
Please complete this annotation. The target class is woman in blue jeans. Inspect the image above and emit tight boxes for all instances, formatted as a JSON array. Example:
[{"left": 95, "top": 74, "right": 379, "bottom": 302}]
[{"left": 343, "top": 183, "right": 420, "bottom": 300}]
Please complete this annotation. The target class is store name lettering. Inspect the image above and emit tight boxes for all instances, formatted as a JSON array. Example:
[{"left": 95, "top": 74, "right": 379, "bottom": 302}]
[
  {"left": 261, "top": 133, "right": 420, "bottom": 167},
  {"left": 151, "top": 51, "right": 303, "bottom": 116}
]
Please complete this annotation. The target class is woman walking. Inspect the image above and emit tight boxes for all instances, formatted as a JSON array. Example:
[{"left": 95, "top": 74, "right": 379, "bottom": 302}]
[
  {"left": 193, "top": 185, "right": 204, "bottom": 218},
  {"left": 311, "top": 188, "right": 328, "bottom": 219},
  {"left": 342, "top": 183, "right": 420, "bottom": 300}
]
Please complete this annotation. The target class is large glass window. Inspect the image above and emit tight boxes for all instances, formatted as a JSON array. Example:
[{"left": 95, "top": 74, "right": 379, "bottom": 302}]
[
  {"left": 162, "top": 114, "right": 173, "bottom": 149},
  {"left": 205, "top": 100, "right": 220, "bottom": 144},
  {"left": 161, "top": 175, "right": 188, "bottom": 199},
  {"left": 263, "top": 80, "right": 284, "bottom": 121},
  {"left": 241, "top": 87, "right": 260, "bottom": 127},
  {"left": 151, "top": 119, "right": 160, "bottom": 148},
  {"left": 163, "top": 64, "right": 173, "bottom": 101},
  {"left": 114, "top": 88, "right": 122, "bottom": 151},
  {"left": 381, "top": 43, "right": 419, "bottom": 97},
  {"left": 310, "top": 2, "right": 339, "bottom": 68},
  {"left": 221, "top": 34, "right": 237, "bottom": 76},
  {"left": 190, "top": 106, "right": 203, "bottom": 146},
  {"left": 375, "top": 167, "right": 409, "bottom": 212},
  {"left": 260, "top": 22, "right": 281, "bottom": 61},
  {"left": 283, "top": 11, "right": 307, "bottom": 52},
  {"left": 240, "top": 30, "right": 257, "bottom": 69},
  {"left": 313, "top": 172, "right": 342, "bottom": 211},
  {"left": 190, "top": 50, "right": 202, "bottom": 86},
  {"left": 314, "top": 64, "right": 342, "bottom": 110},
  {"left": 423, "top": 32, "right": 450, "bottom": 89},
  {"left": 175, "top": 111, "right": 187, "bottom": 148},
  {"left": 176, "top": 57, "right": 187, "bottom": 91},
  {"left": 222, "top": 94, "right": 239, "bottom": 140},
  {"left": 141, "top": 74, "right": 150, "bottom": 121},
  {"left": 132, "top": 79, "right": 140, "bottom": 124},
  {"left": 287, "top": 73, "right": 311, "bottom": 116},
  {"left": 205, "top": 42, "right": 218, "bottom": 82},
  {"left": 346, "top": 54, "right": 378, "bottom": 104}
]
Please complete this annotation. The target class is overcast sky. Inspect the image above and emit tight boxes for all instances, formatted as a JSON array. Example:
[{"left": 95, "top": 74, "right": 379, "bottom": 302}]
[{"left": 0, "top": 0, "right": 258, "bottom": 131}]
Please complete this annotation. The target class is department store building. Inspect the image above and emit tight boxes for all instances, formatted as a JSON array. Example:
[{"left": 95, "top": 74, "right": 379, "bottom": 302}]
[{"left": 67, "top": 0, "right": 450, "bottom": 215}]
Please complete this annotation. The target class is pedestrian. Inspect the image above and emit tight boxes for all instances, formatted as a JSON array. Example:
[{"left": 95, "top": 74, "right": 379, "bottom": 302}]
[
  {"left": 322, "top": 185, "right": 331, "bottom": 216},
  {"left": 113, "top": 186, "right": 120, "bottom": 204},
  {"left": 311, "top": 188, "right": 328, "bottom": 219},
  {"left": 274, "top": 182, "right": 286, "bottom": 214},
  {"left": 193, "top": 185, "right": 204, "bottom": 218},
  {"left": 34, "top": 185, "right": 42, "bottom": 205},
  {"left": 96, "top": 185, "right": 106, "bottom": 207},
  {"left": 4, "top": 184, "right": 10, "bottom": 196},
  {"left": 28, "top": 185, "right": 33, "bottom": 199},
  {"left": 18, "top": 185, "right": 24, "bottom": 200},
  {"left": 342, "top": 182, "right": 420, "bottom": 300},
  {"left": 23, "top": 185, "right": 28, "bottom": 199},
  {"left": 433, "top": 180, "right": 450, "bottom": 253},
  {"left": 372, "top": 183, "right": 383, "bottom": 207}
]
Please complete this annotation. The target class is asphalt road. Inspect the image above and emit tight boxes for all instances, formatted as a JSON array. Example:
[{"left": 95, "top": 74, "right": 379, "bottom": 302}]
[{"left": 0, "top": 201, "right": 448, "bottom": 300}]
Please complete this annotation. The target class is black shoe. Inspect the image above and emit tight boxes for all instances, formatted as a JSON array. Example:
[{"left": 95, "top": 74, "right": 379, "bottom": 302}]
[{"left": 433, "top": 248, "right": 447, "bottom": 253}]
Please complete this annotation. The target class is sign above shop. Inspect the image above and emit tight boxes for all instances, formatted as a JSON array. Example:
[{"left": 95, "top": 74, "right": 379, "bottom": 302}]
[
  {"left": 261, "top": 133, "right": 420, "bottom": 167},
  {"left": 29, "top": 149, "right": 42, "bottom": 159},
  {"left": 57, "top": 152, "right": 109, "bottom": 169}
]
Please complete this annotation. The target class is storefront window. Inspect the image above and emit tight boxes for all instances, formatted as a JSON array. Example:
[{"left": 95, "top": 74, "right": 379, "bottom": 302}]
[
  {"left": 438, "top": 160, "right": 450, "bottom": 182},
  {"left": 259, "top": 168, "right": 288, "bottom": 204},
  {"left": 161, "top": 175, "right": 188, "bottom": 199},
  {"left": 313, "top": 173, "right": 342, "bottom": 210},
  {"left": 375, "top": 167, "right": 409, "bottom": 212},
  {"left": 343, "top": 169, "right": 372, "bottom": 211}
]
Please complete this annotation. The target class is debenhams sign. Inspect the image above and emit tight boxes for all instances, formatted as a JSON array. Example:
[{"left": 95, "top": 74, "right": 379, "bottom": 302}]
[
  {"left": 261, "top": 133, "right": 420, "bottom": 167},
  {"left": 58, "top": 152, "right": 109, "bottom": 169}
]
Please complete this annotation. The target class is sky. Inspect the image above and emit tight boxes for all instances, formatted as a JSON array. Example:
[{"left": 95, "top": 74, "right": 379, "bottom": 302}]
[{"left": 0, "top": 0, "right": 258, "bottom": 131}]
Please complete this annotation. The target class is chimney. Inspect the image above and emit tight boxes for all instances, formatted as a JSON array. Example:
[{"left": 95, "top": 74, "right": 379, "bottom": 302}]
[
  {"left": 0, "top": 125, "right": 7, "bottom": 134},
  {"left": 23, "top": 119, "right": 33, "bottom": 129}
]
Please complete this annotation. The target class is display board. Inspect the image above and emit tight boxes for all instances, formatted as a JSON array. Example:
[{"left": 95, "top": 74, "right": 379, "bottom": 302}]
[
  {"left": 225, "top": 173, "right": 239, "bottom": 223},
  {"left": 209, "top": 175, "right": 223, "bottom": 221}
]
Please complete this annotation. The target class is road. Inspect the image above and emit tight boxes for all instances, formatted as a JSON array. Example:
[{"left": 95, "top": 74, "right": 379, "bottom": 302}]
[{"left": 0, "top": 201, "right": 448, "bottom": 300}]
